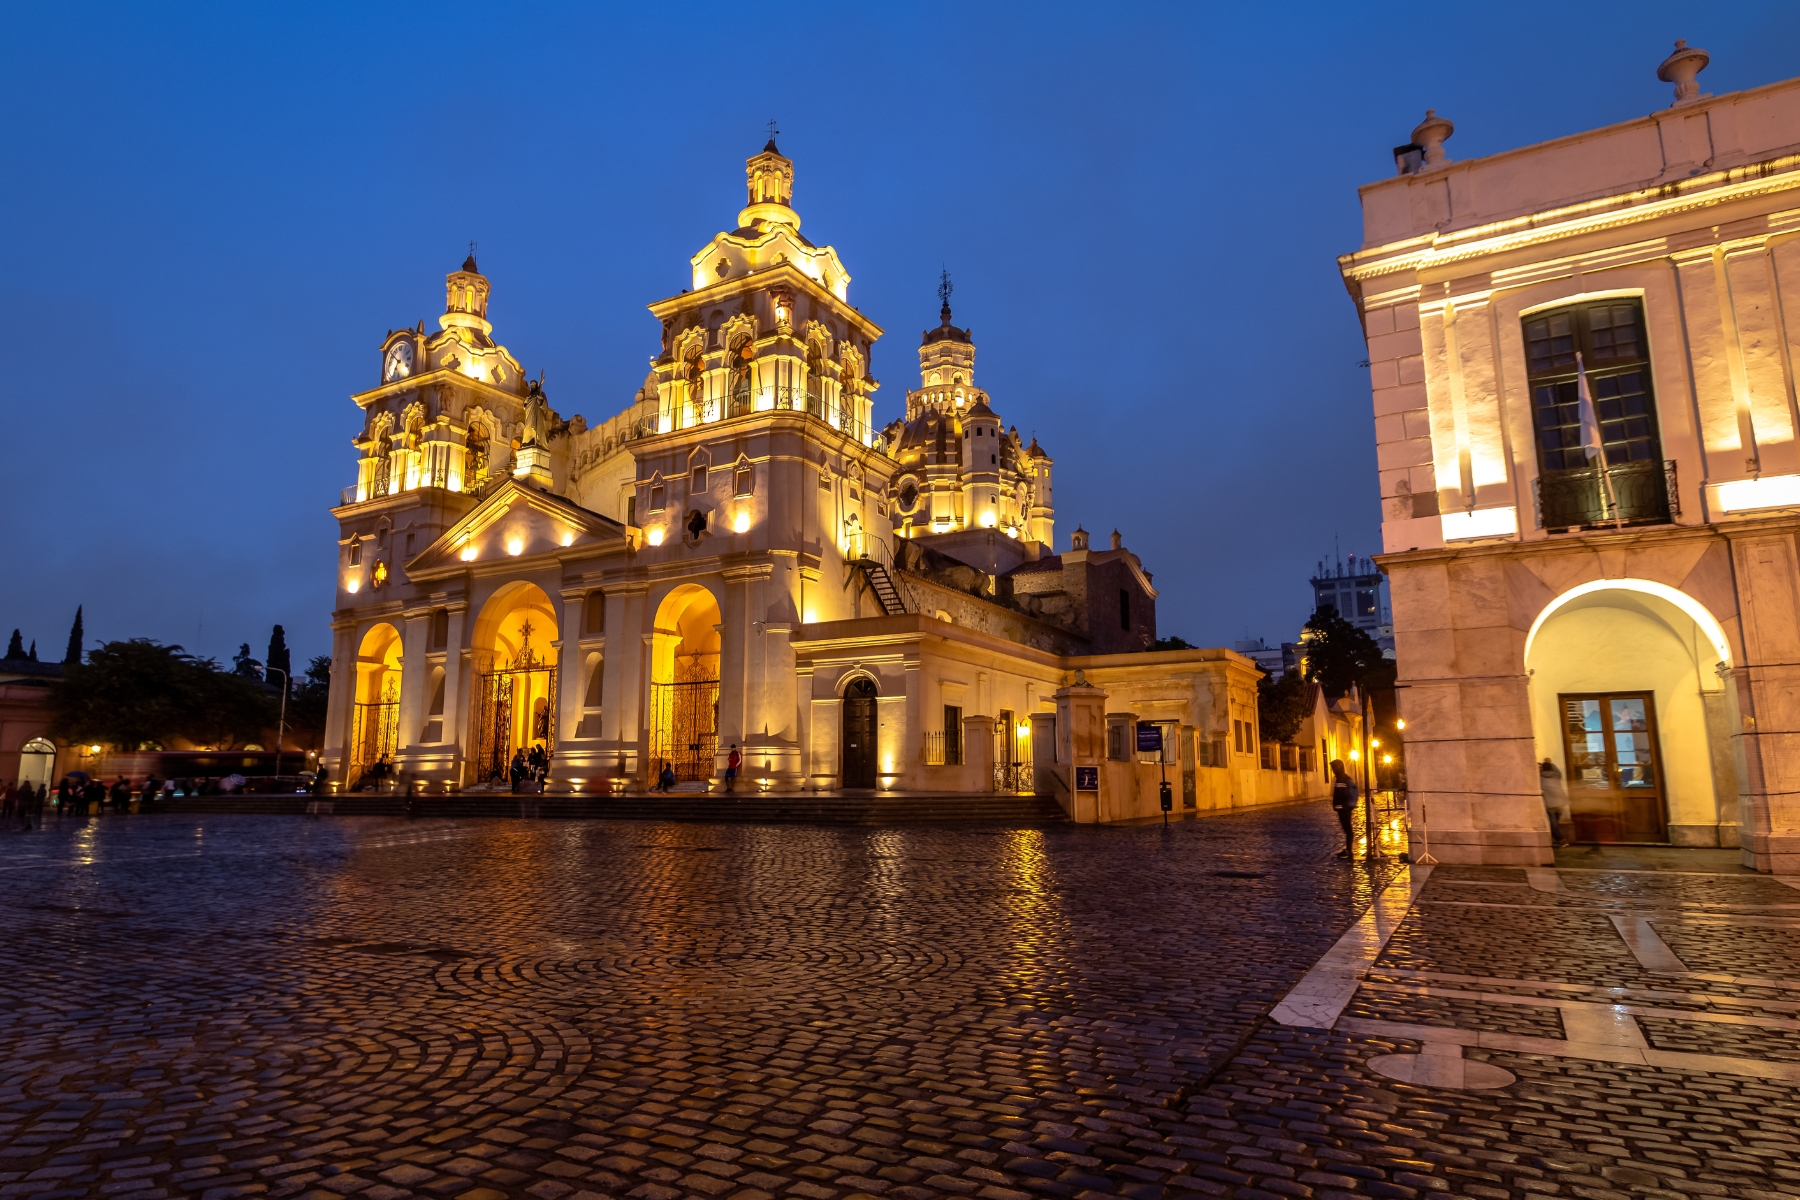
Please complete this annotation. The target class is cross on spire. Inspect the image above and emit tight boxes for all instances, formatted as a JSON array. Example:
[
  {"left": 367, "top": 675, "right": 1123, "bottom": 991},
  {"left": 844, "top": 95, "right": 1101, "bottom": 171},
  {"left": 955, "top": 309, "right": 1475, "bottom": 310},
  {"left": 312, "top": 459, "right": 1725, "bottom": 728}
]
[{"left": 937, "top": 268, "right": 953, "bottom": 314}]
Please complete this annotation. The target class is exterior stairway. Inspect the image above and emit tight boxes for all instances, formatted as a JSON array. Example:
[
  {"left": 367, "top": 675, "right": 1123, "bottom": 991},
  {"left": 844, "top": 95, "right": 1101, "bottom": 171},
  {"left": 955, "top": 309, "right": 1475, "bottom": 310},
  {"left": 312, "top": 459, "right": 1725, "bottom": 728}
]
[{"left": 856, "top": 557, "right": 908, "bottom": 616}]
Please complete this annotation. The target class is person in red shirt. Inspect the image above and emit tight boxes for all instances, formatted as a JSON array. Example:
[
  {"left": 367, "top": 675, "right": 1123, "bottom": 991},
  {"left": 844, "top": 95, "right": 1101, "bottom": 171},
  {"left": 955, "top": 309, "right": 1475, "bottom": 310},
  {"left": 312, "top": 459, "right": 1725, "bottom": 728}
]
[{"left": 725, "top": 744, "right": 742, "bottom": 793}]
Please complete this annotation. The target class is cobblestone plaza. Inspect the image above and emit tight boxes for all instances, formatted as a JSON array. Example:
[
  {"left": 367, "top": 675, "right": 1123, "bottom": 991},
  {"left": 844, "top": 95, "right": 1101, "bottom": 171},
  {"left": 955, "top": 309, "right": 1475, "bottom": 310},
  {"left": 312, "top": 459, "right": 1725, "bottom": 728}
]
[{"left": 2, "top": 807, "right": 1798, "bottom": 1200}]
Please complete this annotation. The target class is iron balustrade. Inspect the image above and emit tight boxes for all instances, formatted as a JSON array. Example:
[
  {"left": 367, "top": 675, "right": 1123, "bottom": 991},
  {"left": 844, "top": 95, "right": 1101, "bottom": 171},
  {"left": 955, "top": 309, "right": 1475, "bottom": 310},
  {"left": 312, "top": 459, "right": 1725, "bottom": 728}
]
[
  {"left": 1534, "top": 459, "right": 1678, "bottom": 531},
  {"left": 921, "top": 730, "right": 963, "bottom": 767}
]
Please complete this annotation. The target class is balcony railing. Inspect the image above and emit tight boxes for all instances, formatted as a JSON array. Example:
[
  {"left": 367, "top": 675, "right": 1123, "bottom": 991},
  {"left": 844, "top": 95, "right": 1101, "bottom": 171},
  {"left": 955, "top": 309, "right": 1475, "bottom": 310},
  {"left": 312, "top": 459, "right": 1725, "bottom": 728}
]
[{"left": 1534, "top": 459, "right": 1677, "bottom": 531}]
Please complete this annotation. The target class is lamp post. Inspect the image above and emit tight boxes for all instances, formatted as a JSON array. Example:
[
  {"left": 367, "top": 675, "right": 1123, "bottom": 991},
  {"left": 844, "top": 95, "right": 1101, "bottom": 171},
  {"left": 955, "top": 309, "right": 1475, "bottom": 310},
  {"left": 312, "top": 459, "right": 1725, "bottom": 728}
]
[{"left": 265, "top": 667, "right": 291, "bottom": 784}]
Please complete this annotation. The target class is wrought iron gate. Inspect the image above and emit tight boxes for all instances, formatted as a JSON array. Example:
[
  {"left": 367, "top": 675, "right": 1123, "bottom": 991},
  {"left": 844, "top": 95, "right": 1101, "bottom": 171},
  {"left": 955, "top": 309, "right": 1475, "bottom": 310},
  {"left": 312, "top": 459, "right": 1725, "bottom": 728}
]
[
  {"left": 348, "top": 678, "right": 399, "bottom": 789},
  {"left": 993, "top": 716, "right": 1034, "bottom": 794},
  {"left": 650, "top": 679, "right": 720, "bottom": 782},
  {"left": 469, "top": 652, "right": 557, "bottom": 786}
]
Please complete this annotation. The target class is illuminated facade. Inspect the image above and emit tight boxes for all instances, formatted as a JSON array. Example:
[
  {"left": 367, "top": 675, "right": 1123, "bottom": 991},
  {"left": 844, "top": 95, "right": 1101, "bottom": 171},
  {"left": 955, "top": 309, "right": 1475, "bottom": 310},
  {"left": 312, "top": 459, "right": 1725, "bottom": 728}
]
[
  {"left": 1340, "top": 45, "right": 1800, "bottom": 869},
  {"left": 324, "top": 141, "right": 1323, "bottom": 817}
]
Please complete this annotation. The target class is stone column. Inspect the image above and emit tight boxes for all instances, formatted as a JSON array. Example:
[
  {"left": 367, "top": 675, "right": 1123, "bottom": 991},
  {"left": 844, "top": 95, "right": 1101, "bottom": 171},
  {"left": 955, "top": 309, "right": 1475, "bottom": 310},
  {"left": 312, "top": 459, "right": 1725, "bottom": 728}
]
[
  {"left": 1729, "top": 533, "right": 1800, "bottom": 873},
  {"left": 964, "top": 714, "right": 995, "bottom": 794},
  {"left": 396, "top": 606, "right": 431, "bottom": 762},
  {"left": 1180, "top": 724, "right": 1198, "bottom": 809},
  {"left": 1029, "top": 711, "right": 1058, "bottom": 801},
  {"left": 322, "top": 619, "right": 359, "bottom": 790},
  {"left": 1053, "top": 681, "right": 1107, "bottom": 823},
  {"left": 441, "top": 603, "right": 469, "bottom": 784}
]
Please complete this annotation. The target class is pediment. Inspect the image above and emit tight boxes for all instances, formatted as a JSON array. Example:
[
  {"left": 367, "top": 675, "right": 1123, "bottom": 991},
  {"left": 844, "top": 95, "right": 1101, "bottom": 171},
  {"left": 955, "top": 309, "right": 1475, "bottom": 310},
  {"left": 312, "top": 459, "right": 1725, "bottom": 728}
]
[{"left": 405, "top": 479, "right": 628, "bottom": 579}]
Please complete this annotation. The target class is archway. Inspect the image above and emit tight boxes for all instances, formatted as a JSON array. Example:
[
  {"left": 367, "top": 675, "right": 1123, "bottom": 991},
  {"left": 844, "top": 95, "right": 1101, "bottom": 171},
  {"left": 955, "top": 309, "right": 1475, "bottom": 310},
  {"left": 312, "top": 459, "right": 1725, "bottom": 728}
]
[
  {"left": 842, "top": 676, "right": 878, "bottom": 789},
  {"left": 350, "top": 623, "right": 403, "bottom": 788},
  {"left": 1526, "top": 582, "right": 1736, "bottom": 846},
  {"left": 649, "top": 585, "right": 722, "bottom": 782},
  {"left": 18, "top": 737, "right": 55, "bottom": 790},
  {"left": 468, "top": 582, "right": 560, "bottom": 785}
]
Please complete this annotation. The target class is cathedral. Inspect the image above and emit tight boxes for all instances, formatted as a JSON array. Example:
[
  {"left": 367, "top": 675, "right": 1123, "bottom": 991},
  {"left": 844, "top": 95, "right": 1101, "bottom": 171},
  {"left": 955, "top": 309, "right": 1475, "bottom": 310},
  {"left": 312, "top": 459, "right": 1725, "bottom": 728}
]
[{"left": 322, "top": 141, "right": 1329, "bottom": 816}]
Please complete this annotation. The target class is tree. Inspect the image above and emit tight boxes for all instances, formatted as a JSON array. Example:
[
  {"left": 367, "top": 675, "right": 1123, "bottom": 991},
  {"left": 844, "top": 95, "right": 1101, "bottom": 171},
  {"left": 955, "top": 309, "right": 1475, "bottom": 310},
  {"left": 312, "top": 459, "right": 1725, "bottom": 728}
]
[
  {"left": 63, "top": 606, "right": 84, "bottom": 665},
  {"left": 286, "top": 655, "right": 333, "bottom": 751},
  {"left": 1256, "top": 669, "right": 1310, "bottom": 745},
  {"left": 4, "top": 630, "right": 21, "bottom": 660},
  {"left": 189, "top": 664, "right": 275, "bottom": 749},
  {"left": 265, "top": 625, "right": 292, "bottom": 682},
  {"left": 1302, "top": 605, "right": 1385, "bottom": 699},
  {"left": 1151, "top": 634, "right": 1195, "bottom": 651},
  {"left": 232, "top": 643, "right": 263, "bottom": 680},
  {"left": 50, "top": 639, "right": 200, "bottom": 749},
  {"left": 27, "top": 639, "right": 37, "bottom": 661}
]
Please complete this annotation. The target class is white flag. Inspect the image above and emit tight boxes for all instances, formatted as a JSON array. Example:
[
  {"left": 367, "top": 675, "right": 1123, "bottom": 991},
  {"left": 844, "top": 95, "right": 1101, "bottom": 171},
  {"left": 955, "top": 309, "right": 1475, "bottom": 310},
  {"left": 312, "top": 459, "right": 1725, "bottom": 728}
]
[{"left": 1576, "top": 351, "right": 1603, "bottom": 463}]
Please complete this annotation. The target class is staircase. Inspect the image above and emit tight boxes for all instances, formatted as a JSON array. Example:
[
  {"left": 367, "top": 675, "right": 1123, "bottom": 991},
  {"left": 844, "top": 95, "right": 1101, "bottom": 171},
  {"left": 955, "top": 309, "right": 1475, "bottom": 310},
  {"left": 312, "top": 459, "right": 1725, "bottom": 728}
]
[{"left": 857, "top": 557, "right": 908, "bottom": 615}]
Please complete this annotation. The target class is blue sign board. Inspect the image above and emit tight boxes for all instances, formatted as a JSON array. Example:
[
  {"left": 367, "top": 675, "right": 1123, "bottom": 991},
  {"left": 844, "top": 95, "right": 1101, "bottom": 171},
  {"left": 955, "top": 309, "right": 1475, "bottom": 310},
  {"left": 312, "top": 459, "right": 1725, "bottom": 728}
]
[
  {"left": 1075, "top": 766, "right": 1099, "bottom": 792},
  {"left": 1137, "top": 723, "right": 1162, "bottom": 753}
]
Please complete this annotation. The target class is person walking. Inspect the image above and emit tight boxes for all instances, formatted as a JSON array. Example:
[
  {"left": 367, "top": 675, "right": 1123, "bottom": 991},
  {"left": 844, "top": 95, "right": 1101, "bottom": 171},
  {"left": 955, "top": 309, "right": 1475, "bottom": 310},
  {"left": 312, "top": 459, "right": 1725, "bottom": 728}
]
[
  {"left": 1539, "top": 758, "right": 1570, "bottom": 849},
  {"left": 1329, "top": 759, "right": 1358, "bottom": 859},
  {"left": 725, "top": 744, "right": 742, "bottom": 793}
]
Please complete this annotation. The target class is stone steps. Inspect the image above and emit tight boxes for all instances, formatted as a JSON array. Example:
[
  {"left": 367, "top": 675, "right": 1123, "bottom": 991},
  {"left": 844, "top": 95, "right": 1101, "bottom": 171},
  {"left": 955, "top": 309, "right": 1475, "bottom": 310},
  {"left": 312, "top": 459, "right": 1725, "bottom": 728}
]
[{"left": 151, "top": 792, "right": 1070, "bottom": 825}]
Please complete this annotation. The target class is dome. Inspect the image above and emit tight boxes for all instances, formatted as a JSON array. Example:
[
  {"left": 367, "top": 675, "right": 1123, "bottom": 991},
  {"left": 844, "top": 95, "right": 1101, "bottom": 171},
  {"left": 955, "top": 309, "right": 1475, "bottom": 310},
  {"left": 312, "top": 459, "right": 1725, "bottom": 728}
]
[
  {"left": 892, "top": 409, "right": 961, "bottom": 461},
  {"left": 922, "top": 302, "right": 972, "bottom": 346}
]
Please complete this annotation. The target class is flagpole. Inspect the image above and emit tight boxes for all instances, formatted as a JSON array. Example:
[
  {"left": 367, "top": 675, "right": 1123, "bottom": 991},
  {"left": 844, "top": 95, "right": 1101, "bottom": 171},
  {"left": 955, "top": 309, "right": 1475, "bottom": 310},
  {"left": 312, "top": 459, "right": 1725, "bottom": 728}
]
[{"left": 1577, "top": 352, "right": 1623, "bottom": 527}]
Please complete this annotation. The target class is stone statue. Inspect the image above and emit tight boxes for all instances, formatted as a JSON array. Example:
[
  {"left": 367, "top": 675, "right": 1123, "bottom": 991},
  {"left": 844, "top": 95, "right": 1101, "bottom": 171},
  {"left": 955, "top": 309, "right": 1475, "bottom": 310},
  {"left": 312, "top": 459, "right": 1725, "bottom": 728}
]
[{"left": 521, "top": 383, "right": 548, "bottom": 447}]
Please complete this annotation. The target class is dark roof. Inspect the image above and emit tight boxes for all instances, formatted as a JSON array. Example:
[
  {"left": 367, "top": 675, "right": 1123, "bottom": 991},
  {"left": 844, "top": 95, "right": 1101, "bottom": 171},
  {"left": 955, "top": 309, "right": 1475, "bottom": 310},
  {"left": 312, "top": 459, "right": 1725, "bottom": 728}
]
[
  {"left": 763, "top": 138, "right": 781, "bottom": 154},
  {"left": 461, "top": 253, "right": 479, "bottom": 273},
  {"left": 1006, "top": 555, "right": 1063, "bottom": 577}
]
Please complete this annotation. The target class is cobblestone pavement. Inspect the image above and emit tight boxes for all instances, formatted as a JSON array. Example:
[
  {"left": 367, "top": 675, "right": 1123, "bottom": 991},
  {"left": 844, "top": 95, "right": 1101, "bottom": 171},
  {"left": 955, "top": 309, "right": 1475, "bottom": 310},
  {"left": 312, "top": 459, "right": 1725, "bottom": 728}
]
[{"left": 0, "top": 810, "right": 1795, "bottom": 1200}]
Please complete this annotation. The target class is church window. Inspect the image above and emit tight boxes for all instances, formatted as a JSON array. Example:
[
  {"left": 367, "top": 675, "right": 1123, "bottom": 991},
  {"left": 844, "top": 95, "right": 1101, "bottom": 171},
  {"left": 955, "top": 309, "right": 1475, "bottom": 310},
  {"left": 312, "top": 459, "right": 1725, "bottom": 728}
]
[
  {"left": 585, "top": 656, "right": 604, "bottom": 707},
  {"left": 735, "top": 466, "right": 754, "bottom": 497},
  {"left": 691, "top": 465, "right": 707, "bottom": 494},
  {"left": 627, "top": 496, "right": 638, "bottom": 525},
  {"left": 466, "top": 422, "right": 490, "bottom": 483},
  {"left": 991, "top": 455, "right": 997, "bottom": 465},
  {"left": 429, "top": 608, "right": 449, "bottom": 650},
  {"left": 649, "top": 485, "right": 665, "bottom": 512},
  {"left": 582, "top": 590, "right": 605, "bottom": 635},
  {"left": 348, "top": 538, "right": 362, "bottom": 566}
]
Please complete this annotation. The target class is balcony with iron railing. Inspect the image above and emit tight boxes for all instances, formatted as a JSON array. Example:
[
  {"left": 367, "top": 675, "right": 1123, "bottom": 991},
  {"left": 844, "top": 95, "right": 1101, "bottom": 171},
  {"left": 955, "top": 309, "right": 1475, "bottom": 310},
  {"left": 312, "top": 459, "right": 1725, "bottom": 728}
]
[{"left": 1533, "top": 459, "right": 1678, "bottom": 532}]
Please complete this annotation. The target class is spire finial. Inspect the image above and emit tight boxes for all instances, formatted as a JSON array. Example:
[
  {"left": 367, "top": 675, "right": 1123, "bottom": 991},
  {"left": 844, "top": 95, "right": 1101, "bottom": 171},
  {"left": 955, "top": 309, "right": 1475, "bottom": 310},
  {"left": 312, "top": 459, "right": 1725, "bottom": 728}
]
[
  {"left": 463, "top": 240, "right": 479, "bottom": 273},
  {"left": 937, "top": 268, "right": 953, "bottom": 318},
  {"left": 764, "top": 118, "right": 780, "bottom": 152}
]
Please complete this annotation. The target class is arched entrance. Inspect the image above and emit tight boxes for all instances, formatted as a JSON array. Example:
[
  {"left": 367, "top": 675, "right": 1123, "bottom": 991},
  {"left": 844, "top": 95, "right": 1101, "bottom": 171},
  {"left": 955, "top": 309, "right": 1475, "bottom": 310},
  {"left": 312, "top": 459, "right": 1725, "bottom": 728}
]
[
  {"left": 1526, "top": 581, "right": 1736, "bottom": 846},
  {"left": 350, "top": 623, "right": 403, "bottom": 788},
  {"left": 17, "top": 737, "right": 55, "bottom": 790},
  {"left": 469, "top": 582, "right": 559, "bottom": 786},
  {"left": 649, "top": 585, "right": 721, "bottom": 782},
  {"left": 842, "top": 677, "right": 878, "bottom": 789}
]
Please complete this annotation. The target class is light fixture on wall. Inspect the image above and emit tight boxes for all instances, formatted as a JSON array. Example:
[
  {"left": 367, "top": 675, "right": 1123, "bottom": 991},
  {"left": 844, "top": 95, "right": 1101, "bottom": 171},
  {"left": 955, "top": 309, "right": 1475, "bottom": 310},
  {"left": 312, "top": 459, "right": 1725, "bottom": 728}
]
[
  {"left": 459, "top": 545, "right": 477, "bottom": 562},
  {"left": 733, "top": 511, "right": 751, "bottom": 534},
  {"left": 345, "top": 577, "right": 361, "bottom": 593},
  {"left": 506, "top": 537, "right": 524, "bottom": 556},
  {"left": 646, "top": 526, "right": 665, "bottom": 547}
]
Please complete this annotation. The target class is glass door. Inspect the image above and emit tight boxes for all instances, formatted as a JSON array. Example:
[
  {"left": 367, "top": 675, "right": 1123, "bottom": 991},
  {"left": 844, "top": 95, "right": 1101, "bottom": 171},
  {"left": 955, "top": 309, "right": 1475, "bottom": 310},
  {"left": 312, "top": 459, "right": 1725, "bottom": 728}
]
[{"left": 1558, "top": 692, "right": 1668, "bottom": 843}]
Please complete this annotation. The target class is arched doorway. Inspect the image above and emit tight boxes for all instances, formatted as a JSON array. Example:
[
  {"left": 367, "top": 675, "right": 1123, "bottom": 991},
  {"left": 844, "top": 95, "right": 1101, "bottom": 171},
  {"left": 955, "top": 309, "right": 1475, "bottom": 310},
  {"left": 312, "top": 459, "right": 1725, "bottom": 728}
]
[
  {"left": 649, "top": 585, "right": 721, "bottom": 782},
  {"left": 1526, "top": 581, "right": 1735, "bottom": 846},
  {"left": 350, "top": 623, "right": 403, "bottom": 788},
  {"left": 468, "top": 582, "right": 560, "bottom": 785},
  {"left": 842, "top": 677, "right": 878, "bottom": 789},
  {"left": 18, "top": 737, "right": 56, "bottom": 790}
]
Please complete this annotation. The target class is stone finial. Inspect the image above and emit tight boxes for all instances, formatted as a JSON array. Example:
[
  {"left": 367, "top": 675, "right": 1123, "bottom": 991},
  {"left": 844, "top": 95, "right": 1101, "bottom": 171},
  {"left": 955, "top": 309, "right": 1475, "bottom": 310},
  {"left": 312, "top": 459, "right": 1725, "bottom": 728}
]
[
  {"left": 1657, "top": 39, "right": 1710, "bottom": 107},
  {"left": 1411, "top": 110, "right": 1453, "bottom": 170},
  {"left": 1109, "top": 529, "right": 1122, "bottom": 550}
]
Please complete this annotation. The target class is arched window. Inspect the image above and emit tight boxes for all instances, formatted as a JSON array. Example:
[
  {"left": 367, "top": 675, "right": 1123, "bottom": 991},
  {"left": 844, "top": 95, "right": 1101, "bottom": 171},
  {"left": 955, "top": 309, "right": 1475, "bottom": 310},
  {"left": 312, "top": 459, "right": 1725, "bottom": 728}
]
[
  {"left": 466, "top": 422, "right": 490, "bottom": 483},
  {"left": 728, "top": 338, "right": 753, "bottom": 416},
  {"left": 806, "top": 345, "right": 825, "bottom": 415}
]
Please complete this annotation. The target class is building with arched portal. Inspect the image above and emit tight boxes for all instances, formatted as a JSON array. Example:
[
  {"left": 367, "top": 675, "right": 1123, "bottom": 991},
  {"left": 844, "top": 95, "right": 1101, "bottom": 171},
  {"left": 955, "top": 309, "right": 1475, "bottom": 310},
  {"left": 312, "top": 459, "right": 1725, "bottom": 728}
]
[
  {"left": 322, "top": 142, "right": 1338, "bottom": 818},
  {"left": 1340, "top": 46, "right": 1800, "bottom": 870}
]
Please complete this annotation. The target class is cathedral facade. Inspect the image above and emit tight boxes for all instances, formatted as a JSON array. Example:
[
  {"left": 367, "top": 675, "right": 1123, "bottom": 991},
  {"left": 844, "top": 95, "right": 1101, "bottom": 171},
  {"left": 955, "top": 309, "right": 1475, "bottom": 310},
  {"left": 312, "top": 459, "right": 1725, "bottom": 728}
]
[{"left": 322, "top": 142, "right": 1318, "bottom": 815}]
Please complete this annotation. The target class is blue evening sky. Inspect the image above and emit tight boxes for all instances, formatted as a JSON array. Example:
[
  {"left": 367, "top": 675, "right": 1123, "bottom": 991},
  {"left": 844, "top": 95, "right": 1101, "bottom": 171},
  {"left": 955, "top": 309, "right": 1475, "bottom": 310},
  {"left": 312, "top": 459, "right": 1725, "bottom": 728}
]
[{"left": 3, "top": 3, "right": 1794, "bottom": 667}]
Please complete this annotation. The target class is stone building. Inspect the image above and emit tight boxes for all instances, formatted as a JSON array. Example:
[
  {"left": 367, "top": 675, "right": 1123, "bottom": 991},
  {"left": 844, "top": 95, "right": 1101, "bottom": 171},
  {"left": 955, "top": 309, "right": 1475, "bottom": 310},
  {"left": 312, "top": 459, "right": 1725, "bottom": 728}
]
[
  {"left": 1340, "top": 43, "right": 1800, "bottom": 870},
  {"left": 323, "top": 140, "right": 1323, "bottom": 817}
]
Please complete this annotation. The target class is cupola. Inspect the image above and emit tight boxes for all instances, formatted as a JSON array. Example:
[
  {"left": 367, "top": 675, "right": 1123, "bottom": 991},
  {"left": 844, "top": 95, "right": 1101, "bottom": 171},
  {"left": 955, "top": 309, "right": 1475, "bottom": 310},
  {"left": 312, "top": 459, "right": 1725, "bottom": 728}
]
[
  {"left": 739, "top": 140, "right": 800, "bottom": 232},
  {"left": 441, "top": 253, "right": 493, "bottom": 337}
]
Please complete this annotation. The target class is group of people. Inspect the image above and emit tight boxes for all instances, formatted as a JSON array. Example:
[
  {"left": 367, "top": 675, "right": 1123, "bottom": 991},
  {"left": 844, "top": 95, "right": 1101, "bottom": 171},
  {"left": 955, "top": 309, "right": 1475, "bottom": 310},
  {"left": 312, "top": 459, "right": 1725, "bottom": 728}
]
[
  {"left": 653, "top": 744, "right": 742, "bottom": 793},
  {"left": 2, "top": 781, "right": 48, "bottom": 827},
  {"left": 507, "top": 744, "right": 551, "bottom": 792}
]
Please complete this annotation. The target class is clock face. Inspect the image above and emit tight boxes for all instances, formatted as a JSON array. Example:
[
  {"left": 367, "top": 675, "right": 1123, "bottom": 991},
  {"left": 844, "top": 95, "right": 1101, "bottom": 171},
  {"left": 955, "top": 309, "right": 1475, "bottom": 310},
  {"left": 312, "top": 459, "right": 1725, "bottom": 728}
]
[{"left": 384, "top": 342, "right": 414, "bottom": 381}]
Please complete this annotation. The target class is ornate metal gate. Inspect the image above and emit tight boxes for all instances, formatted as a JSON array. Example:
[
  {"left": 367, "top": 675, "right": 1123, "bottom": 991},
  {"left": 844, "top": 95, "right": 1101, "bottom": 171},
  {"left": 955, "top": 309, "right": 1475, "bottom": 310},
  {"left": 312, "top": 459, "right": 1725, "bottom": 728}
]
[
  {"left": 649, "top": 679, "right": 720, "bottom": 782},
  {"left": 468, "top": 643, "right": 557, "bottom": 786},
  {"left": 348, "top": 678, "right": 399, "bottom": 789}
]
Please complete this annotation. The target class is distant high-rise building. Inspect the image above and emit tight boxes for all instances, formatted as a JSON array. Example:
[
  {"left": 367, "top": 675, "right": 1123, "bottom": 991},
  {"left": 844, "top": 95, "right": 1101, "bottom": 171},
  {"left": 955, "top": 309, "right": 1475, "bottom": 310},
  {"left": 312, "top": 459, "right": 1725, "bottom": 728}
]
[{"left": 1310, "top": 555, "right": 1390, "bottom": 649}]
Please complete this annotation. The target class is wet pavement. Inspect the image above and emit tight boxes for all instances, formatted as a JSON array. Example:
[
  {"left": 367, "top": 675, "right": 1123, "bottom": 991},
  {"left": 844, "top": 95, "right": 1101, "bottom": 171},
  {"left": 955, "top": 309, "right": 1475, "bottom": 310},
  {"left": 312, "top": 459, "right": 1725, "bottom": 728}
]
[{"left": 0, "top": 806, "right": 1794, "bottom": 1200}]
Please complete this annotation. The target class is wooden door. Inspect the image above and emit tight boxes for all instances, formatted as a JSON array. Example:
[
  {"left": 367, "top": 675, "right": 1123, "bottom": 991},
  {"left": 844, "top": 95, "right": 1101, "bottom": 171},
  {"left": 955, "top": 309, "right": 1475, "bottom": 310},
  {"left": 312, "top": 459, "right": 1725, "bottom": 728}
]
[
  {"left": 1558, "top": 692, "right": 1668, "bottom": 843},
  {"left": 842, "top": 678, "right": 878, "bottom": 789}
]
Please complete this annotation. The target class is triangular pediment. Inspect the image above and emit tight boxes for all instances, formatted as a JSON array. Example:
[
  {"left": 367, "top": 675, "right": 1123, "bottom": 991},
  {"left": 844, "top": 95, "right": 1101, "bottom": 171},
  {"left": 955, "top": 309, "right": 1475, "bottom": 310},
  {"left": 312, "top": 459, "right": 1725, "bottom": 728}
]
[{"left": 405, "top": 479, "right": 628, "bottom": 579}]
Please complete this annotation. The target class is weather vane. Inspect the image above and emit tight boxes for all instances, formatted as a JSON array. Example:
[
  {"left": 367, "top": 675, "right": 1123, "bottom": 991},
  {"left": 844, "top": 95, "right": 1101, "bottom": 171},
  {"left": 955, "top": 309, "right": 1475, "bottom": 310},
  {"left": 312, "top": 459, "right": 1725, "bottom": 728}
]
[
  {"left": 766, "top": 118, "right": 780, "bottom": 142},
  {"left": 938, "top": 267, "right": 953, "bottom": 310}
]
